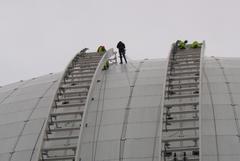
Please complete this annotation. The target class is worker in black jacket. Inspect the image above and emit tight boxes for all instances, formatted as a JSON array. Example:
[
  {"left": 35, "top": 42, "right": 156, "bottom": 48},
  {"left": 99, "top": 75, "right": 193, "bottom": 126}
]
[{"left": 117, "top": 41, "right": 127, "bottom": 64}]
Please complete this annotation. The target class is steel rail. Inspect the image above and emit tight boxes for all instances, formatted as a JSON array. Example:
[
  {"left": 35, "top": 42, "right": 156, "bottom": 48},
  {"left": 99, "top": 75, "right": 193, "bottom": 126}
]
[
  {"left": 35, "top": 49, "right": 86, "bottom": 161},
  {"left": 75, "top": 49, "right": 116, "bottom": 161}
]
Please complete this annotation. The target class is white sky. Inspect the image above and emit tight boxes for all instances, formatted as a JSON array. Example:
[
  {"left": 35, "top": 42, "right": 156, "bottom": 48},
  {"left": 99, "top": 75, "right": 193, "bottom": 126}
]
[{"left": 0, "top": 0, "right": 240, "bottom": 85}]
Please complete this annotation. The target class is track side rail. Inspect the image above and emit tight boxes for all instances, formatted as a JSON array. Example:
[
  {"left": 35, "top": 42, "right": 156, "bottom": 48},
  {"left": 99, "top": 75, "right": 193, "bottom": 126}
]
[{"left": 75, "top": 49, "right": 116, "bottom": 161}]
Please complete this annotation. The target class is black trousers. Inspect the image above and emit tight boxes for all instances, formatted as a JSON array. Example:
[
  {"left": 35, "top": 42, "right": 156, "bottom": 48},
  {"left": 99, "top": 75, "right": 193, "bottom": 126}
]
[{"left": 119, "top": 51, "right": 127, "bottom": 64}]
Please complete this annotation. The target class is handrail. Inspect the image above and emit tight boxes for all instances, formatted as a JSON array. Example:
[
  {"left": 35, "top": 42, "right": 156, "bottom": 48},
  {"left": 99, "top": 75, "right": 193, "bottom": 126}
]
[
  {"left": 199, "top": 40, "right": 206, "bottom": 161},
  {"left": 75, "top": 48, "right": 116, "bottom": 161},
  {"left": 35, "top": 49, "right": 85, "bottom": 161},
  {"left": 158, "top": 43, "right": 175, "bottom": 161}
]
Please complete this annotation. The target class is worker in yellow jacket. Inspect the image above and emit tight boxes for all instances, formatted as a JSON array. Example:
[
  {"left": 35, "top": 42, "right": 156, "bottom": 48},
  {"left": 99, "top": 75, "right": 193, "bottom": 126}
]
[
  {"left": 97, "top": 46, "right": 106, "bottom": 55},
  {"left": 190, "top": 41, "right": 202, "bottom": 48},
  {"left": 178, "top": 40, "right": 188, "bottom": 49}
]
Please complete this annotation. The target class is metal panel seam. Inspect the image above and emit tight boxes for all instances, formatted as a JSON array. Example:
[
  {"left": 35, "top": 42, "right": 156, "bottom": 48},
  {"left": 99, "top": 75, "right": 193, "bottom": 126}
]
[
  {"left": 199, "top": 41, "right": 205, "bottom": 161},
  {"left": 213, "top": 57, "right": 240, "bottom": 141},
  {"left": 9, "top": 80, "right": 57, "bottom": 161},
  {"left": 203, "top": 62, "right": 220, "bottom": 161},
  {"left": 119, "top": 61, "right": 144, "bottom": 161},
  {"left": 0, "top": 79, "right": 33, "bottom": 105}
]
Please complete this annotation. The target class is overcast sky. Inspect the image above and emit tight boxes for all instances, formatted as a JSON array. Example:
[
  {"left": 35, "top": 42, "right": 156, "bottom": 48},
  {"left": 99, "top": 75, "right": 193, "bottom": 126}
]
[{"left": 0, "top": 0, "right": 240, "bottom": 86}]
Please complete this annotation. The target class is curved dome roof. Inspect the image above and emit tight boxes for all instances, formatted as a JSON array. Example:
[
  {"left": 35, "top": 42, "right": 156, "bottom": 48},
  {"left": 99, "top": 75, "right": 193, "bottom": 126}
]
[
  {"left": 0, "top": 73, "right": 61, "bottom": 161},
  {"left": 0, "top": 57, "right": 240, "bottom": 161}
]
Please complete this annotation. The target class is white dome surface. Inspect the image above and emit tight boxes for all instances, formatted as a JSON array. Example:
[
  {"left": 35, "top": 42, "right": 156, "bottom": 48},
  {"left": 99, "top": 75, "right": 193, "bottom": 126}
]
[{"left": 0, "top": 57, "right": 240, "bottom": 161}]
